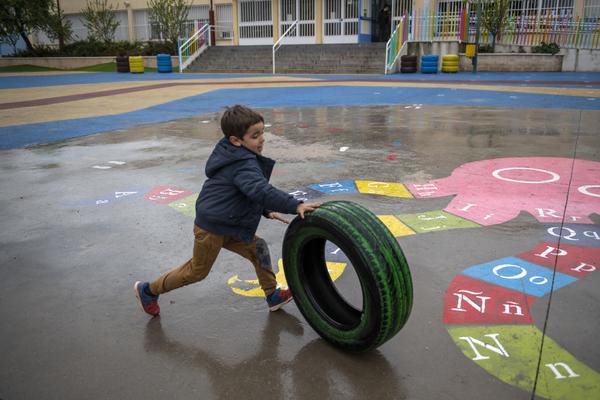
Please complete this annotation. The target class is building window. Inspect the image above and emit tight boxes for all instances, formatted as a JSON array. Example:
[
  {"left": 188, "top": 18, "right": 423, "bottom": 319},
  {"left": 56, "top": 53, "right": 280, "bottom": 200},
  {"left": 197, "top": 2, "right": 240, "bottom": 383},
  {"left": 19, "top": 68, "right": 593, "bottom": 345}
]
[
  {"left": 216, "top": 4, "right": 233, "bottom": 39},
  {"left": 584, "top": 0, "right": 600, "bottom": 17}
]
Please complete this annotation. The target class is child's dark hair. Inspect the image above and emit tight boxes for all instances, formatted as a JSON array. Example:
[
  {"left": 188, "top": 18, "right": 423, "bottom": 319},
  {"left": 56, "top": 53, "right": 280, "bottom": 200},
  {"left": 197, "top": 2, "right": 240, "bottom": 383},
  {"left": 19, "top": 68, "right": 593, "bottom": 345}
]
[{"left": 221, "top": 105, "right": 264, "bottom": 139}]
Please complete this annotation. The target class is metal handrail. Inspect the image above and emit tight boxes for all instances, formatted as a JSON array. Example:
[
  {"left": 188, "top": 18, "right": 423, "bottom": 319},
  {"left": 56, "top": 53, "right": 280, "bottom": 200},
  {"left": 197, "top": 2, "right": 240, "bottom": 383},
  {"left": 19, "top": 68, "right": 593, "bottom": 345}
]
[
  {"left": 385, "top": 16, "right": 406, "bottom": 74},
  {"left": 178, "top": 23, "right": 211, "bottom": 73},
  {"left": 272, "top": 19, "right": 299, "bottom": 74}
]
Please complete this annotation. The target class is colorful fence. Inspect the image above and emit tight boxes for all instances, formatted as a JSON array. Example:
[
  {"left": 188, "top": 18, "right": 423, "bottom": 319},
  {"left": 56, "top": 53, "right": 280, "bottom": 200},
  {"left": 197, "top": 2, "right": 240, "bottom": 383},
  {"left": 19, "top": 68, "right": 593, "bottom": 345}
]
[
  {"left": 409, "top": 9, "right": 462, "bottom": 42},
  {"left": 406, "top": 8, "right": 600, "bottom": 50},
  {"left": 386, "top": 16, "right": 408, "bottom": 73}
]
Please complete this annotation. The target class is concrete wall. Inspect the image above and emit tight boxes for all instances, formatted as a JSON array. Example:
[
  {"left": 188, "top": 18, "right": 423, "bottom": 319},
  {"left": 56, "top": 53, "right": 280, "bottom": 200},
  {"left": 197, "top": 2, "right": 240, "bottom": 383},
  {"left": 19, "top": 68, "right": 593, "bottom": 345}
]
[
  {"left": 458, "top": 54, "right": 562, "bottom": 72},
  {"left": 0, "top": 56, "right": 179, "bottom": 69},
  {"left": 477, "top": 43, "right": 600, "bottom": 72},
  {"left": 561, "top": 48, "right": 600, "bottom": 72},
  {"left": 408, "top": 40, "right": 600, "bottom": 72},
  {"left": 407, "top": 41, "right": 460, "bottom": 60}
]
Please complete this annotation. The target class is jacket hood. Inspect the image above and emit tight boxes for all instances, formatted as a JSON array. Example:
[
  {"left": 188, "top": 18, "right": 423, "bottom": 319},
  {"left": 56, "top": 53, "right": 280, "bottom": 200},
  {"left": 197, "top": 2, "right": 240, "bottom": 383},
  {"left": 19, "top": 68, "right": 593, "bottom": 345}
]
[{"left": 205, "top": 137, "right": 256, "bottom": 178}]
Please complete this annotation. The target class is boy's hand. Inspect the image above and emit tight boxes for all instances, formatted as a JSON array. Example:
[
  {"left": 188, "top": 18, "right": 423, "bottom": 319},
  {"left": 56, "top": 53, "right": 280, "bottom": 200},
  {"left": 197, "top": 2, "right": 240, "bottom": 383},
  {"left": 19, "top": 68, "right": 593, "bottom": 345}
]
[
  {"left": 297, "top": 202, "right": 321, "bottom": 219},
  {"left": 267, "top": 212, "right": 290, "bottom": 224}
]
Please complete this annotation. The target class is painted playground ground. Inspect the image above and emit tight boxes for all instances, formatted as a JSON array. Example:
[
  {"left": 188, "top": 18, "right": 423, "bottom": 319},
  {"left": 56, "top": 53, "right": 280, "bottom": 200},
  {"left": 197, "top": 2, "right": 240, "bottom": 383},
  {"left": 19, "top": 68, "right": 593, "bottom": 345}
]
[{"left": 0, "top": 70, "right": 599, "bottom": 399}]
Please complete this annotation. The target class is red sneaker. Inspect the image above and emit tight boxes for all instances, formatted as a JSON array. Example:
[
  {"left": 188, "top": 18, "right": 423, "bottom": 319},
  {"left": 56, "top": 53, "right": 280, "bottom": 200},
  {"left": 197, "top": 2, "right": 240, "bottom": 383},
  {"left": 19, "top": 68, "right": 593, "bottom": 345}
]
[
  {"left": 266, "top": 288, "right": 293, "bottom": 312},
  {"left": 134, "top": 281, "right": 160, "bottom": 316}
]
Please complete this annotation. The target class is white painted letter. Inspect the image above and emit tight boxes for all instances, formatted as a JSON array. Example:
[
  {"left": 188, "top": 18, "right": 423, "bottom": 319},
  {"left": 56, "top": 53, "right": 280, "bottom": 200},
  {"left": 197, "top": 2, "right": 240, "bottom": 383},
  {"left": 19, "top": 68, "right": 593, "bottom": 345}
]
[
  {"left": 535, "top": 246, "right": 567, "bottom": 259},
  {"left": 460, "top": 203, "right": 476, "bottom": 212},
  {"left": 458, "top": 334, "right": 510, "bottom": 361},
  {"left": 536, "top": 208, "right": 561, "bottom": 218},
  {"left": 289, "top": 190, "right": 308, "bottom": 201},
  {"left": 502, "top": 301, "right": 524, "bottom": 316},
  {"left": 548, "top": 227, "right": 579, "bottom": 241},
  {"left": 451, "top": 290, "right": 490, "bottom": 314},
  {"left": 529, "top": 276, "right": 548, "bottom": 285},
  {"left": 584, "top": 231, "right": 600, "bottom": 240},
  {"left": 492, "top": 264, "right": 527, "bottom": 280},
  {"left": 571, "top": 262, "right": 597, "bottom": 273},
  {"left": 319, "top": 182, "right": 343, "bottom": 188},
  {"left": 545, "top": 362, "right": 580, "bottom": 379},
  {"left": 115, "top": 191, "right": 137, "bottom": 198}
]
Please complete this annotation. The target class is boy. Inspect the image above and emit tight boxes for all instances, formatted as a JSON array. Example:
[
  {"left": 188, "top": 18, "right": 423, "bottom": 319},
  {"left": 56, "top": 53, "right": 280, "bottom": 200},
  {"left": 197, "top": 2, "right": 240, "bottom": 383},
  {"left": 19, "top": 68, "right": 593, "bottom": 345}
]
[{"left": 135, "top": 105, "right": 320, "bottom": 316}]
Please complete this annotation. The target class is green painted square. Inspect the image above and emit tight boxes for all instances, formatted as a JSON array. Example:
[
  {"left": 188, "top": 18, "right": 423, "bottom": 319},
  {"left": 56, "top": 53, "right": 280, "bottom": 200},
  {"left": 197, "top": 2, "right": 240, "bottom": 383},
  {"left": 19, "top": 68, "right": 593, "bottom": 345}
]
[
  {"left": 396, "top": 210, "right": 480, "bottom": 233},
  {"left": 168, "top": 194, "right": 197, "bottom": 218}
]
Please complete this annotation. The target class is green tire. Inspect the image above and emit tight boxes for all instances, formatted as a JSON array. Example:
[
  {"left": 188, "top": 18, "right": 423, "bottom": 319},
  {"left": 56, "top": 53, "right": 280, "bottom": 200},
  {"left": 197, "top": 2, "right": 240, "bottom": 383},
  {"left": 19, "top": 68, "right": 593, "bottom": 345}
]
[{"left": 282, "top": 200, "right": 413, "bottom": 352}]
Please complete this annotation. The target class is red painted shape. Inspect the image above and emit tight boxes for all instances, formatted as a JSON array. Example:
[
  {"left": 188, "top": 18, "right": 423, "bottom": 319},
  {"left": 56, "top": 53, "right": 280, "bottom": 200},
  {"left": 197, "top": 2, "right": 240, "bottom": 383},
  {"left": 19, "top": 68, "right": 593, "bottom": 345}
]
[
  {"left": 517, "top": 242, "right": 600, "bottom": 278},
  {"left": 406, "top": 157, "right": 600, "bottom": 226},
  {"left": 326, "top": 127, "right": 344, "bottom": 134},
  {"left": 387, "top": 154, "right": 396, "bottom": 161},
  {"left": 443, "top": 275, "right": 535, "bottom": 325},
  {"left": 297, "top": 123, "right": 310, "bottom": 129},
  {"left": 144, "top": 186, "right": 194, "bottom": 204}
]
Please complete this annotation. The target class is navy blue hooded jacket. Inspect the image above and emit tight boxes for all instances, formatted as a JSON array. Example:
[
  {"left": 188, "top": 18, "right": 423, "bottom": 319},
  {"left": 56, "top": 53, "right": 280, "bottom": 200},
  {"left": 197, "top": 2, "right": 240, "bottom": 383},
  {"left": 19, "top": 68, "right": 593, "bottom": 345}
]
[{"left": 195, "top": 137, "right": 301, "bottom": 242}]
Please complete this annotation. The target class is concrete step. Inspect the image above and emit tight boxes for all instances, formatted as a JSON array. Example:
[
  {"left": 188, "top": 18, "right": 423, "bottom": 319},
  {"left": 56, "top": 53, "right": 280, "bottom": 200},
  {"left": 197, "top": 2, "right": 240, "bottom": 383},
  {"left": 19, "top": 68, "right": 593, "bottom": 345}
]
[{"left": 188, "top": 43, "right": 386, "bottom": 74}]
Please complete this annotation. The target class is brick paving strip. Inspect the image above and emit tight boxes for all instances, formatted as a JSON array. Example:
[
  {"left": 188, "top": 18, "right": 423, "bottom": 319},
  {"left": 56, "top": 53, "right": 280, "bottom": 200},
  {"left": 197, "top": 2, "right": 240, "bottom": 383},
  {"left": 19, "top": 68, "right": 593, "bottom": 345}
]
[{"left": 2, "top": 78, "right": 599, "bottom": 110}]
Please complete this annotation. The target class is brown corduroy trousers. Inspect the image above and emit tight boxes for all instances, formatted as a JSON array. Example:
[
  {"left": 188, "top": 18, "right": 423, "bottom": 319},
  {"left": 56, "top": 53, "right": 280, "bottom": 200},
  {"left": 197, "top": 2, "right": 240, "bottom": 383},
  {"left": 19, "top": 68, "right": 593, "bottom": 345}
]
[{"left": 149, "top": 225, "right": 277, "bottom": 297}]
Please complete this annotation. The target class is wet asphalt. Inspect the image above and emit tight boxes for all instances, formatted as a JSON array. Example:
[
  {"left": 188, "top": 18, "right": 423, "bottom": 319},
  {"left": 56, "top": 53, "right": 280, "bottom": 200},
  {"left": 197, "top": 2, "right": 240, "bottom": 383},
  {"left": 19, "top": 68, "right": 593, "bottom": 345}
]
[{"left": 0, "top": 101, "right": 599, "bottom": 399}]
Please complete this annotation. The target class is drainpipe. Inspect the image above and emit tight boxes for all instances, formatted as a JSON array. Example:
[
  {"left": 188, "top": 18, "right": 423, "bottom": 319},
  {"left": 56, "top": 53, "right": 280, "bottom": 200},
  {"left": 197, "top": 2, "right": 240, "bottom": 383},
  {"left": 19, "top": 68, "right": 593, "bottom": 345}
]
[
  {"left": 209, "top": 0, "right": 216, "bottom": 45},
  {"left": 473, "top": 0, "right": 481, "bottom": 74}
]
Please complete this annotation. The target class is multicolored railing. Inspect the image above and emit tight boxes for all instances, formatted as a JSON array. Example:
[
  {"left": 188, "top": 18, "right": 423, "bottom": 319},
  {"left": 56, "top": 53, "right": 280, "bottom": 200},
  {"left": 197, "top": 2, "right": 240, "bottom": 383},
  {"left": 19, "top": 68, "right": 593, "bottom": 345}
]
[
  {"left": 399, "top": 8, "right": 600, "bottom": 50},
  {"left": 385, "top": 15, "right": 408, "bottom": 74},
  {"left": 457, "top": 10, "right": 600, "bottom": 50},
  {"left": 178, "top": 23, "right": 211, "bottom": 73},
  {"left": 410, "top": 9, "right": 462, "bottom": 42}
]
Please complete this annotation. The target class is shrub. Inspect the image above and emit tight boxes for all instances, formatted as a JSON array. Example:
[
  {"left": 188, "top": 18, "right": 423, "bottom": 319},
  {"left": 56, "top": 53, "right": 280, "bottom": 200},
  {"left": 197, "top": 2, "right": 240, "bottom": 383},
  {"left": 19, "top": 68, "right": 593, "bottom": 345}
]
[
  {"left": 478, "top": 44, "right": 494, "bottom": 53},
  {"left": 532, "top": 42, "right": 560, "bottom": 55},
  {"left": 11, "top": 39, "right": 170, "bottom": 57}
]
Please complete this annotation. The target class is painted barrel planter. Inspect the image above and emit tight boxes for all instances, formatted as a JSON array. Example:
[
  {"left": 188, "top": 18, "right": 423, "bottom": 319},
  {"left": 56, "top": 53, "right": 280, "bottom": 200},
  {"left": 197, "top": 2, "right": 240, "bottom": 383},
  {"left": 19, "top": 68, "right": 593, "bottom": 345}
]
[
  {"left": 156, "top": 54, "right": 173, "bottom": 73},
  {"left": 116, "top": 55, "right": 130, "bottom": 73},
  {"left": 400, "top": 55, "right": 418, "bottom": 73},
  {"left": 129, "top": 56, "right": 144, "bottom": 74},
  {"left": 421, "top": 54, "right": 439, "bottom": 74},
  {"left": 442, "top": 54, "right": 459, "bottom": 73}
]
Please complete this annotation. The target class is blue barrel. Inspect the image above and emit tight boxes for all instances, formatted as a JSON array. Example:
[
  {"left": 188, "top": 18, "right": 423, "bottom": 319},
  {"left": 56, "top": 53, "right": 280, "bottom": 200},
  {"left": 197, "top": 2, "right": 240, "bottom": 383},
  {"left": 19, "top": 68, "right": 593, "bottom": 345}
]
[
  {"left": 156, "top": 54, "right": 173, "bottom": 73},
  {"left": 421, "top": 54, "right": 439, "bottom": 74}
]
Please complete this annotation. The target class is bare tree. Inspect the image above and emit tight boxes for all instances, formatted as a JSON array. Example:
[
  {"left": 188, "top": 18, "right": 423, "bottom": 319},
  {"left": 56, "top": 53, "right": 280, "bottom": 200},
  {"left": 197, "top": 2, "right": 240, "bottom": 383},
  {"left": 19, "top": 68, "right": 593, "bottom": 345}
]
[
  {"left": 148, "top": 0, "right": 192, "bottom": 52},
  {"left": 82, "top": 0, "right": 119, "bottom": 43},
  {"left": 45, "top": 0, "right": 73, "bottom": 50}
]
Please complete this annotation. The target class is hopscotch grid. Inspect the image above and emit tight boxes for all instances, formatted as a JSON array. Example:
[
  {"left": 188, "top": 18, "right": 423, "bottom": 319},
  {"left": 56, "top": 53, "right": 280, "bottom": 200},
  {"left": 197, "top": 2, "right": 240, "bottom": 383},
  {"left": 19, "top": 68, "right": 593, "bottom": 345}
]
[{"left": 530, "top": 111, "right": 583, "bottom": 399}]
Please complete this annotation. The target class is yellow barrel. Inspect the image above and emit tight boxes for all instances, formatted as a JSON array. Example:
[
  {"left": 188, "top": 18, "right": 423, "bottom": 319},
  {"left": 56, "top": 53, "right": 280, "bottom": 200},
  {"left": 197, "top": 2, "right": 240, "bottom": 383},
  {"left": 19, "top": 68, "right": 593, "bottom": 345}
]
[
  {"left": 441, "top": 54, "right": 460, "bottom": 73},
  {"left": 129, "top": 56, "right": 145, "bottom": 73}
]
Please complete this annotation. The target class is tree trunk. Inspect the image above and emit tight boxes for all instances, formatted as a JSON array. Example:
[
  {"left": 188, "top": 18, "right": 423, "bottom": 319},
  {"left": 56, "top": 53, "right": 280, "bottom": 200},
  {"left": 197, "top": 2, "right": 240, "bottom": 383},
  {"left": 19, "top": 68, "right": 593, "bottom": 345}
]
[
  {"left": 19, "top": 30, "right": 35, "bottom": 53},
  {"left": 491, "top": 33, "right": 497, "bottom": 53}
]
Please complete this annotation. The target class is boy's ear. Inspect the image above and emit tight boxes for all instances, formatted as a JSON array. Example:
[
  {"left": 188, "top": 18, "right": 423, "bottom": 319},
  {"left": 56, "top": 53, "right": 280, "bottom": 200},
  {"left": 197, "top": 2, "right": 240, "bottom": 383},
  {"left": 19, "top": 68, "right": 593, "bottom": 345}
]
[{"left": 228, "top": 135, "right": 243, "bottom": 147}]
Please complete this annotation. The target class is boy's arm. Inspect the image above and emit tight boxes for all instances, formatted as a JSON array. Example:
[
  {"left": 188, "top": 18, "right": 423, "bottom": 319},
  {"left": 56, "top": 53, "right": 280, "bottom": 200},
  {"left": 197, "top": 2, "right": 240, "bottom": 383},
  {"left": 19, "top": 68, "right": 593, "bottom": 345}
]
[{"left": 233, "top": 163, "right": 300, "bottom": 214}]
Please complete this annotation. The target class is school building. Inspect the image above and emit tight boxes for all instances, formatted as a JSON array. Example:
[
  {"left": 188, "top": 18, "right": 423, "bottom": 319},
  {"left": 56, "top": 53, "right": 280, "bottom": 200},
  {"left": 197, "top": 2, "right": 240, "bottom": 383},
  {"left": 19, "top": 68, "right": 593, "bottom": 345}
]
[{"left": 48, "top": 0, "right": 600, "bottom": 47}]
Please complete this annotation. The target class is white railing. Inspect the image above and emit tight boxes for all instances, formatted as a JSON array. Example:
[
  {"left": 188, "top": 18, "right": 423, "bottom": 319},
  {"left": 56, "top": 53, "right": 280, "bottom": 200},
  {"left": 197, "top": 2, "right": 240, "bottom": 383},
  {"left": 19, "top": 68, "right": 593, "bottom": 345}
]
[
  {"left": 385, "top": 16, "right": 407, "bottom": 74},
  {"left": 178, "top": 23, "right": 211, "bottom": 73},
  {"left": 272, "top": 19, "right": 298, "bottom": 74}
]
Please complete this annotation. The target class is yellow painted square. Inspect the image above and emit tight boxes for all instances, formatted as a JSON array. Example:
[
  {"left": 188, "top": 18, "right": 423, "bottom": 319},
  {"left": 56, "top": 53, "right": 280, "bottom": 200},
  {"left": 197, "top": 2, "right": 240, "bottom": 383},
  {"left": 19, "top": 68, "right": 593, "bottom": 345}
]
[
  {"left": 377, "top": 215, "right": 416, "bottom": 237},
  {"left": 168, "top": 194, "right": 197, "bottom": 217},
  {"left": 355, "top": 180, "right": 413, "bottom": 198}
]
